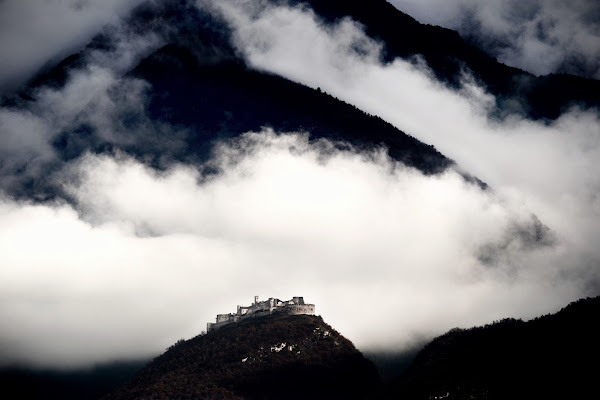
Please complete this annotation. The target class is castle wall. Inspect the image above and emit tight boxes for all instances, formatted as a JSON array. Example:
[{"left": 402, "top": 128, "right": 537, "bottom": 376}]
[
  {"left": 207, "top": 320, "right": 234, "bottom": 332},
  {"left": 207, "top": 297, "right": 315, "bottom": 332},
  {"left": 276, "top": 304, "right": 315, "bottom": 315},
  {"left": 216, "top": 313, "right": 235, "bottom": 323}
]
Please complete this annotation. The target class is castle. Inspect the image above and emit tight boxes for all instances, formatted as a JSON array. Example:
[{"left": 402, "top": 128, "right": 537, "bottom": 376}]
[{"left": 207, "top": 296, "right": 315, "bottom": 332}]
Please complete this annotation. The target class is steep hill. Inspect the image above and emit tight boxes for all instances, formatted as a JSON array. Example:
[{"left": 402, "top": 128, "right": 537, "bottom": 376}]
[
  {"left": 383, "top": 296, "right": 600, "bottom": 400},
  {"left": 104, "top": 314, "right": 380, "bottom": 400}
]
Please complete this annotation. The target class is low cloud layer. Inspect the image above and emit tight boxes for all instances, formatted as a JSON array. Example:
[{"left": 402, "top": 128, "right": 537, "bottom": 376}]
[
  {"left": 0, "top": 131, "right": 576, "bottom": 368},
  {"left": 0, "top": 0, "right": 147, "bottom": 93},
  {"left": 388, "top": 0, "right": 600, "bottom": 78},
  {"left": 205, "top": 0, "right": 600, "bottom": 325}
]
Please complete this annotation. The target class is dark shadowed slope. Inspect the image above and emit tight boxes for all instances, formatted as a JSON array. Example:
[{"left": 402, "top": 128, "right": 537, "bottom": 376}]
[
  {"left": 130, "top": 44, "right": 451, "bottom": 174},
  {"left": 104, "top": 314, "right": 380, "bottom": 400},
  {"left": 382, "top": 296, "right": 600, "bottom": 400},
  {"left": 0, "top": 360, "right": 148, "bottom": 400}
]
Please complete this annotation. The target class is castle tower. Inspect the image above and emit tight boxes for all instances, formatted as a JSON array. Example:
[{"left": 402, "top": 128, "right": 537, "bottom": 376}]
[{"left": 254, "top": 295, "right": 259, "bottom": 305}]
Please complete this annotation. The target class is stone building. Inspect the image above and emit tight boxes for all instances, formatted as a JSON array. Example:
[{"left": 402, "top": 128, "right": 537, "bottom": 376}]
[{"left": 207, "top": 296, "right": 315, "bottom": 332}]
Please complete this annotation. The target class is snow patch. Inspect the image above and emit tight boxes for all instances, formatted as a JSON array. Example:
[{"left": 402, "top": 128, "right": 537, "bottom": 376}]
[{"left": 271, "top": 342, "right": 286, "bottom": 352}]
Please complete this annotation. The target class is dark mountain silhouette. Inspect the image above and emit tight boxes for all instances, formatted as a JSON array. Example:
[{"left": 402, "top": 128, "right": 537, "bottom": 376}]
[
  {"left": 103, "top": 313, "right": 380, "bottom": 400},
  {"left": 381, "top": 296, "right": 600, "bottom": 400},
  {"left": 129, "top": 44, "right": 451, "bottom": 174}
]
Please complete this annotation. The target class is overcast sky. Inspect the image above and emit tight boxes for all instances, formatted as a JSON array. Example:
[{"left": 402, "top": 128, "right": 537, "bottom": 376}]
[
  {"left": 0, "top": 0, "right": 146, "bottom": 93},
  {"left": 1, "top": 0, "right": 599, "bottom": 369}
]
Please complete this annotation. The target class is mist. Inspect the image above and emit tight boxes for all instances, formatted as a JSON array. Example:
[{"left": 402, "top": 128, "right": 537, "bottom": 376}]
[
  {"left": 0, "top": 129, "right": 578, "bottom": 368},
  {"left": 205, "top": 0, "right": 600, "bottom": 325},
  {"left": 0, "top": 0, "right": 149, "bottom": 94},
  {"left": 388, "top": 0, "right": 600, "bottom": 79},
  {"left": 0, "top": 16, "right": 164, "bottom": 198}
]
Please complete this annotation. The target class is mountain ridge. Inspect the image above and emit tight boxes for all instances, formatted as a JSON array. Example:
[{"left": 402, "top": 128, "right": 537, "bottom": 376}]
[
  {"left": 382, "top": 295, "right": 600, "bottom": 399},
  {"left": 285, "top": 0, "right": 600, "bottom": 120},
  {"left": 0, "top": 0, "right": 458, "bottom": 202},
  {"left": 3, "top": 295, "right": 600, "bottom": 399},
  {"left": 2, "top": 0, "right": 598, "bottom": 202}
]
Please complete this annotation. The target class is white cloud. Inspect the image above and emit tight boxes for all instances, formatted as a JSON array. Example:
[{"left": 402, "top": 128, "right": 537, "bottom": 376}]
[
  {"left": 0, "top": 130, "right": 578, "bottom": 367},
  {"left": 388, "top": 0, "right": 600, "bottom": 78},
  {"left": 200, "top": 0, "right": 600, "bottom": 335},
  {"left": 207, "top": 0, "right": 600, "bottom": 235},
  {"left": 0, "top": 25, "right": 163, "bottom": 195}
]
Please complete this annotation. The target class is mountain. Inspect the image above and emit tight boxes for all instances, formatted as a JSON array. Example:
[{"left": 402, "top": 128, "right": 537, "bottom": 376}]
[
  {"left": 103, "top": 313, "right": 380, "bottom": 400},
  {"left": 382, "top": 296, "right": 600, "bottom": 400},
  {"left": 129, "top": 43, "right": 451, "bottom": 174},
  {"left": 287, "top": 0, "right": 600, "bottom": 120},
  {"left": 5, "top": 0, "right": 597, "bottom": 201},
  {"left": 0, "top": 0, "right": 453, "bottom": 202}
]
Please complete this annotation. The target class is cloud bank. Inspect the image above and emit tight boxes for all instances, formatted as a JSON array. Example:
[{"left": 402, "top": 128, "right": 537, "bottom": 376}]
[
  {"left": 0, "top": 131, "right": 577, "bottom": 368},
  {"left": 204, "top": 0, "right": 600, "bottom": 327},
  {"left": 388, "top": 0, "right": 600, "bottom": 78}
]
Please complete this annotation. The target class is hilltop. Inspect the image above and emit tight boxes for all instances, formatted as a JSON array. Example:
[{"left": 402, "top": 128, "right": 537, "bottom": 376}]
[{"left": 104, "top": 314, "right": 380, "bottom": 400}]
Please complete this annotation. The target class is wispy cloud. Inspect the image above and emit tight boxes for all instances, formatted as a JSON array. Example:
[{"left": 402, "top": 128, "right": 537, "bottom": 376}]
[
  {"left": 388, "top": 0, "right": 600, "bottom": 78},
  {"left": 0, "top": 21, "right": 164, "bottom": 198},
  {"left": 0, "top": 0, "right": 148, "bottom": 93}
]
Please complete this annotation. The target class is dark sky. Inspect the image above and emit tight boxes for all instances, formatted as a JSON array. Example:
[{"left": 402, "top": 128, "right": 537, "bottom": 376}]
[{"left": 0, "top": 0, "right": 599, "bottom": 369}]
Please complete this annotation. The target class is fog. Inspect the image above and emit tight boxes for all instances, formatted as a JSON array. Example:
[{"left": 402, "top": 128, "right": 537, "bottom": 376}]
[
  {"left": 0, "top": 130, "right": 579, "bottom": 367},
  {"left": 388, "top": 0, "right": 600, "bottom": 78}
]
